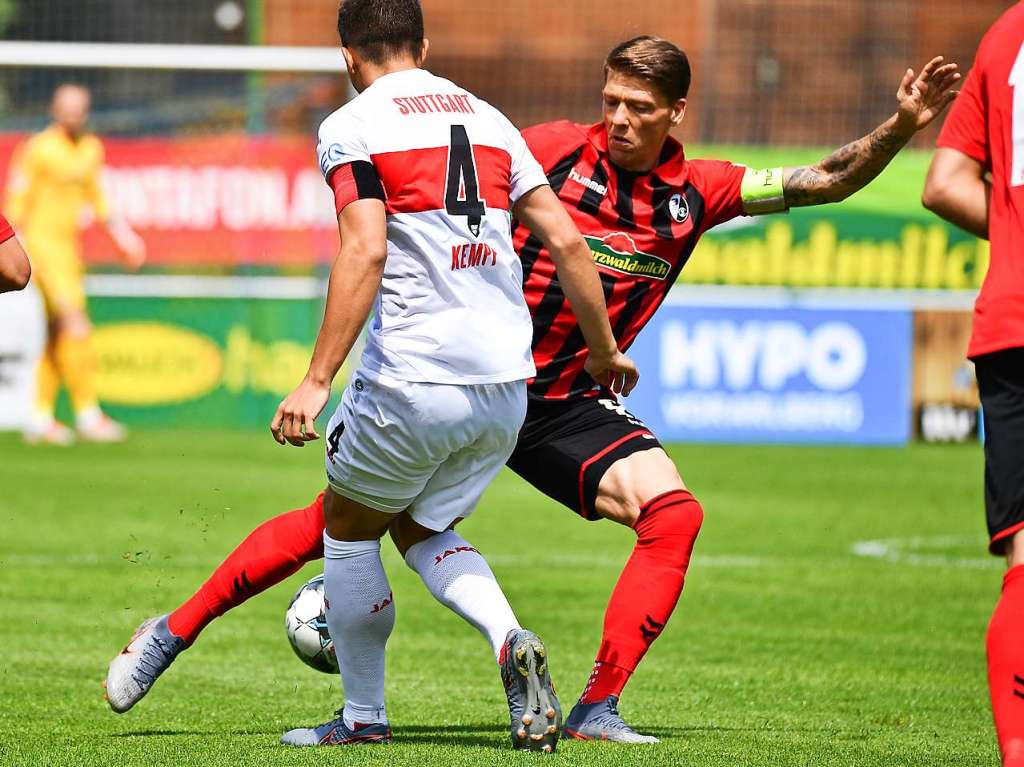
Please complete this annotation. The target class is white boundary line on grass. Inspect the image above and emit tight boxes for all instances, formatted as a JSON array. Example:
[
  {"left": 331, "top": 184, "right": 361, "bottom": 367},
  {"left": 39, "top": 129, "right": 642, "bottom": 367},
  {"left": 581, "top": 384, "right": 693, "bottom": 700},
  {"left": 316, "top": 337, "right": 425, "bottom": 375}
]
[{"left": 851, "top": 535, "right": 998, "bottom": 570}]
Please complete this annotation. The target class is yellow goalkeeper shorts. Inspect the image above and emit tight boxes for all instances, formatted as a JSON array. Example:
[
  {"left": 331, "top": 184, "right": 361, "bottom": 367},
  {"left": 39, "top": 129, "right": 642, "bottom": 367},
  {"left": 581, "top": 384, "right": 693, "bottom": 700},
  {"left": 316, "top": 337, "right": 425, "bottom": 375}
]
[{"left": 25, "top": 236, "right": 87, "bottom": 319}]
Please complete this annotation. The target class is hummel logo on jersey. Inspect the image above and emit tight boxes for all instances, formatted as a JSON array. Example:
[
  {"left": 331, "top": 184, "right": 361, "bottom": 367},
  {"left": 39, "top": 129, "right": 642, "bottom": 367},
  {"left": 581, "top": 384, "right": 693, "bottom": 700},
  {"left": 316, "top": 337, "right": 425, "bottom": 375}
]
[
  {"left": 434, "top": 545, "right": 479, "bottom": 564},
  {"left": 232, "top": 571, "right": 253, "bottom": 599},
  {"left": 371, "top": 592, "right": 394, "bottom": 614},
  {"left": 569, "top": 167, "right": 608, "bottom": 197},
  {"left": 639, "top": 615, "right": 665, "bottom": 642},
  {"left": 451, "top": 242, "right": 497, "bottom": 270},
  {"left": 1013, "top": 674, "right": 1024, "bottom": 700}
]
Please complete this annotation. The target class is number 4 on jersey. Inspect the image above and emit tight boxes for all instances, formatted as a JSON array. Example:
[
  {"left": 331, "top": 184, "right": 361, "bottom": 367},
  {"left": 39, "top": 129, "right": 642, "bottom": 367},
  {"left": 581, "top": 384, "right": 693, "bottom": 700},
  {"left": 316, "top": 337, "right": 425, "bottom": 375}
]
[{"left": 445, "top": 125, "right": 486, "bottom": 237}]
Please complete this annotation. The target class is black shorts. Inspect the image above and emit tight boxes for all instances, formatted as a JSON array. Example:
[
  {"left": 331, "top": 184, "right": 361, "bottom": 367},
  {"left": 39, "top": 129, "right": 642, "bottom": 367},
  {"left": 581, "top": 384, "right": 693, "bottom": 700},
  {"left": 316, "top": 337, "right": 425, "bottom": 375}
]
[
  {"left": 506, "top": 394, "right": 663, "bottom": 521},
  {"left": 976, "top": 347, "right": 1024, "bottom": 555}
]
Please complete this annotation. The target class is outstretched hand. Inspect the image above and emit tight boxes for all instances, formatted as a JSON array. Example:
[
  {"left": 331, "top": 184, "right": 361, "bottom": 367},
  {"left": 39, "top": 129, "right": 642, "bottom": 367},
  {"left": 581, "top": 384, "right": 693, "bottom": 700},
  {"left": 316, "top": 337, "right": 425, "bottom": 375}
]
[{"left": 896, "top": 56, "right": 961, "bottom": 132}]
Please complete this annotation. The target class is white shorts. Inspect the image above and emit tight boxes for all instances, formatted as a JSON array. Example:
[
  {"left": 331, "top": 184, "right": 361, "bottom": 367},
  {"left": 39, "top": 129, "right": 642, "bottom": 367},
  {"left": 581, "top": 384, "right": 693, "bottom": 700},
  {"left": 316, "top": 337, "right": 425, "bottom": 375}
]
[{"left": 324, "top": 368, "right": 527, "bottom": 532}]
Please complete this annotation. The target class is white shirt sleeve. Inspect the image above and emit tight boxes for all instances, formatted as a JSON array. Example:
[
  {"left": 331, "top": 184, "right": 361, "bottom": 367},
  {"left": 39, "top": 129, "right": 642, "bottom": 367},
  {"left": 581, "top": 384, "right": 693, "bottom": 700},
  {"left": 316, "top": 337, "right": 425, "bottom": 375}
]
[
  {"left": 316, "top": 106, "right": 371, "bottom": 181},
  {"left": 490, "top": 108, "right": 549, "bottom": 205}
]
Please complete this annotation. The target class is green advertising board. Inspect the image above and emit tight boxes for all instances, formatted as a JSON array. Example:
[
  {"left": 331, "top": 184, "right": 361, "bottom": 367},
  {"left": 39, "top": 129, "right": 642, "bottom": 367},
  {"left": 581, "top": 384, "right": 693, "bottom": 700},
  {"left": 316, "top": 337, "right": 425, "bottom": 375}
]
[
  {"left": 684, "top": 145, "right": 985, "bottom": 290},
  {"left": 685, "top": 208, "right": 986, "bottom": 290},
  {"left": 86, "top": 293, "right": 347, "bottom": 427}
]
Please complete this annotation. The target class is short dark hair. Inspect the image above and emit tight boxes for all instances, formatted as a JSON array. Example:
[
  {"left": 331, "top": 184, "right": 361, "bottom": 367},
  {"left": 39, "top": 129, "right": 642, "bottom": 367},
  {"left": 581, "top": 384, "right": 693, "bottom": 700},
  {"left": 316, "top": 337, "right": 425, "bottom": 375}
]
[
  {"left": 605, "top": 36, "right": 692, "bottom": 102},
  {"left": 337, "top": 0, "right": 424, "bottom": 65}
]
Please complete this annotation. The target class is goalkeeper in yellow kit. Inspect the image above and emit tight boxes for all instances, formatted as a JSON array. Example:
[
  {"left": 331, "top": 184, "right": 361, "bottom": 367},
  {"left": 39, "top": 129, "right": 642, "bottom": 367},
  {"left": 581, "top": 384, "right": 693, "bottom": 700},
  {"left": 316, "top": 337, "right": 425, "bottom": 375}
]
[{"left": 6, "top": 84, "right": 145, "bottom": 445}]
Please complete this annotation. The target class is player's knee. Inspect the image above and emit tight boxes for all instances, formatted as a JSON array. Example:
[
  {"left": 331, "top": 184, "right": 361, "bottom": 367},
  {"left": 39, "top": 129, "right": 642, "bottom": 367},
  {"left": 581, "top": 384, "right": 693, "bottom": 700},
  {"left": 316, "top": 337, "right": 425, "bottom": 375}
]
[
  {"left": 635, "top": 490, "right": 704, "bottom": 551},
  {"left": 665, "top": 493, "right": 704, "bottom": 538},
  {"left": 681, "top": 494, "right": 705, "bottom": 536}
]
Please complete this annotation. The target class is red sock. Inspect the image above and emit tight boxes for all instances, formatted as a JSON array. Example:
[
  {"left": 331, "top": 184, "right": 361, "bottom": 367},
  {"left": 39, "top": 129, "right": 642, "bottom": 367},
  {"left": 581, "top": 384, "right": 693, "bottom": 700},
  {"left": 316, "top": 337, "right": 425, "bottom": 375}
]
[
  {"left": 167, "top": 492, "right": 326, "bottom": 645},
  {"left": 580, "top": 489, "right": 703, "bottom": 704},
  {"left": 989, "top": 564, "right": 1024, "bottom": 767}
]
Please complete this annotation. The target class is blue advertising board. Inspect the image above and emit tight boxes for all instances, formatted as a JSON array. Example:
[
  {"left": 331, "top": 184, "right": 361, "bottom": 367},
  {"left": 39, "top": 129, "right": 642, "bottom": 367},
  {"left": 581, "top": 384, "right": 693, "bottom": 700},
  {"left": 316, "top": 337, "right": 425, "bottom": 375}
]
[{"left": 625, "top": 304, "right": 913, "bottom": 445}]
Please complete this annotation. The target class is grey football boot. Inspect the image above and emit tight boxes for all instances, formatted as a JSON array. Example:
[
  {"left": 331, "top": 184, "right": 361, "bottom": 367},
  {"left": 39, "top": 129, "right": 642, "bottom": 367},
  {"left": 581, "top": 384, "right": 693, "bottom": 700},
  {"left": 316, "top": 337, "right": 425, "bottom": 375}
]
[
  {"left": 104, "top": 615, "right": 186, "bottom": 713},
  {"left": 280, "top": 710, "right": 392, "bottom": 747},
  {"left": 563, "top": 695, "right": 660, "bottom": 743},
  {"left": 499, "top": 629, "right": 562, "bottom": 752}
]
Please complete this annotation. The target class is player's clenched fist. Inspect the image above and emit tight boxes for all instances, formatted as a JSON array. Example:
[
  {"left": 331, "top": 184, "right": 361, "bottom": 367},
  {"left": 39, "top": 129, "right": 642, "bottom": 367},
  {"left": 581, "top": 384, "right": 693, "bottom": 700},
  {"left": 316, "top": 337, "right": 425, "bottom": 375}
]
[
  {"left": 271, "top": 377, "right": 330, "bottom": 447},
  {"left": 584, "top": 349, "right": 640, "bottom": 397}
]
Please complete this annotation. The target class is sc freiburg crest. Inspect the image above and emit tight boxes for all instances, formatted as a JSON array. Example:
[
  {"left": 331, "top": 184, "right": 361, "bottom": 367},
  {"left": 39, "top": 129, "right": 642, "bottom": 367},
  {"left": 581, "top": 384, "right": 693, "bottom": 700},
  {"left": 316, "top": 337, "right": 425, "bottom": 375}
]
[{"left": 668, "top": 192, "right": 689, "bottom": 224}]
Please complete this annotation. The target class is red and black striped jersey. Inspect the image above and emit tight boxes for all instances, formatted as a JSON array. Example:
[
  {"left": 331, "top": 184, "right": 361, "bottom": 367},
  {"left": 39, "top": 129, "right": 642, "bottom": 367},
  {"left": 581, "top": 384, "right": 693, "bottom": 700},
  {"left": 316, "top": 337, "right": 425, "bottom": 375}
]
[{"left": 515, "top": 121, "right": 746, "bottom": 400}]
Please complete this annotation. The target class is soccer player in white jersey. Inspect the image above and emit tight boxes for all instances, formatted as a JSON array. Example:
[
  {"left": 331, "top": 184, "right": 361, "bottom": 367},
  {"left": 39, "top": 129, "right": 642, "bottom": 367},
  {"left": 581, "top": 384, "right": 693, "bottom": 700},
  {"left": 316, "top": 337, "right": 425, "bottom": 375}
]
[
  {"left": 211, "top": 0, "right": 628, "bottom": 752},
  {"left": 269, "top": 3, "right": 636, "bottom": 750}
]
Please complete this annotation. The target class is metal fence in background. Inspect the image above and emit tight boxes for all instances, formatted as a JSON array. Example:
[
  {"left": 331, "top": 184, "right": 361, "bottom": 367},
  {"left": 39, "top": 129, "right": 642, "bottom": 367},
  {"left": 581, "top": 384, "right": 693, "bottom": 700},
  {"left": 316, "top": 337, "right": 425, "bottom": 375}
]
[{"left": 0, "top": 0, "right": 1011, "bottom": 144}]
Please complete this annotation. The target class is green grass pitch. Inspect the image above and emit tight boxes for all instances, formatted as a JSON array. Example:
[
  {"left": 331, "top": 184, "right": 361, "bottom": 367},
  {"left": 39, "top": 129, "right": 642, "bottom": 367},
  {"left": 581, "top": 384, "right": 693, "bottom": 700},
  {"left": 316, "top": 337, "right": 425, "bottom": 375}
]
[{"left": 0, "top": 430, "right": 999, "bottom": 766}]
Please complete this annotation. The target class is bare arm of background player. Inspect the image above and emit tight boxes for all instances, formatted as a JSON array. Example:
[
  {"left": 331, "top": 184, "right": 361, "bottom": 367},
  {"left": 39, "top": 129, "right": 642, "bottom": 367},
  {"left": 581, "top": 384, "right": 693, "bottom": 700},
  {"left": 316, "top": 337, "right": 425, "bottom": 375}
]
[
  {"left": 0, "top": 235, "right": 31, "bottom": 293},
  {"left": 922, "top": 147, "right": 990, "bottom": 239}
]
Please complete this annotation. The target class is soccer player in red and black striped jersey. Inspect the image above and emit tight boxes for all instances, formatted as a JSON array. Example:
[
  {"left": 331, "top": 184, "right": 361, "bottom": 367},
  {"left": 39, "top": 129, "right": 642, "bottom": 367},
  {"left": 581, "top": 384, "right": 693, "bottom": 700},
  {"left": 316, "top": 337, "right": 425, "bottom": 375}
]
[
  {"left": 106, "top": 36, "right": 959, "bottom": 742},
  {"left": 923, "top": 7, "right": 1024, "bottom": 765},
  {"left": 505, "top": 38, "right": 957, "bottom": 741},
  {"left": 0, "top": 212, "right": 30, "bottom": 293}
]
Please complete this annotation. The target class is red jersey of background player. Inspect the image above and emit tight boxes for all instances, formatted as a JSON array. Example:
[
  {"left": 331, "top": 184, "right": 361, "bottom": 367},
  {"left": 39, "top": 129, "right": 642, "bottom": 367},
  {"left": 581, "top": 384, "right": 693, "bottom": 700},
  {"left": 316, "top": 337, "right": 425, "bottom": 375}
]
[
  {"left": 515, "top": 121, "right": 745, "bottom": 400},
  {"left": 937, "top": 3, "right": 1024, "bottom": 358},
  {"left": 0, "top": 213, "right": 13, "bottom": 243}
]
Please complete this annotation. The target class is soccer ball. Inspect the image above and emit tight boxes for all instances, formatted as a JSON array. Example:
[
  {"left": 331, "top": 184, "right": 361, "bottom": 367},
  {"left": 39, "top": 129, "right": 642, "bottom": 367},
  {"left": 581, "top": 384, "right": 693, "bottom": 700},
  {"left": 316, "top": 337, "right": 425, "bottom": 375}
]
[{"left": 285, "top": 574, "right": 338, "bottom": 674}]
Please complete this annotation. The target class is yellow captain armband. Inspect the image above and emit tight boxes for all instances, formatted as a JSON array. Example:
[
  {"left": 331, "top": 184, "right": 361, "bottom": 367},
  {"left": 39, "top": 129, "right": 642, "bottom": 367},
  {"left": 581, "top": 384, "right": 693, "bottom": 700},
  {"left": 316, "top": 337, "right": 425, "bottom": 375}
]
[{"left": 740, "top": 166, "right": 788, "bottom": 215}]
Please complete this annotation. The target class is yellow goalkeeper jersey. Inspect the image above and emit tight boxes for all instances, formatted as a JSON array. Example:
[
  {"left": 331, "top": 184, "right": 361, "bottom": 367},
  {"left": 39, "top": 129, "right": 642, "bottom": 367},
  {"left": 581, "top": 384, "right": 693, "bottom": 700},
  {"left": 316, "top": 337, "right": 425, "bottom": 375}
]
[{"left": 6, "top": 125, "right": 110, "bottom": 246}]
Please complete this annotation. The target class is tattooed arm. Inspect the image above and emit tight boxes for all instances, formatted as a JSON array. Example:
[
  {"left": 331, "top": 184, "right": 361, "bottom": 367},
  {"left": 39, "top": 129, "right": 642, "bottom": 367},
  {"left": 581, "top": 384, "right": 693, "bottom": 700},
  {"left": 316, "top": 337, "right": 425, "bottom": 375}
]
[
  {"left": 783, "top": 116, "right": 912, "bottom": 206},
  {"left": 782, "top": 57, "right": 961, "bottom": 208}
]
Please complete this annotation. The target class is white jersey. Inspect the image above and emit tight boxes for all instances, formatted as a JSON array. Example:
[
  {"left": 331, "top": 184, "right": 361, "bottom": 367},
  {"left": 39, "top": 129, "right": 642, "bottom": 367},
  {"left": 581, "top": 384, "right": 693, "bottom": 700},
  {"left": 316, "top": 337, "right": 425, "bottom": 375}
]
[{"left": 316, "top": 68, "right": 548, "bottom": 384}]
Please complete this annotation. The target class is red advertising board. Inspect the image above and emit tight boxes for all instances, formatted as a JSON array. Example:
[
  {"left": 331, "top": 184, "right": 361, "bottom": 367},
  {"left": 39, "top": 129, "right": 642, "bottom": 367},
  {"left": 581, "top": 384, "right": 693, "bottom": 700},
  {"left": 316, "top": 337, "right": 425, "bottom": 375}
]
[{"left": 0, "top": 134, "right": 340, "bottom": 266}]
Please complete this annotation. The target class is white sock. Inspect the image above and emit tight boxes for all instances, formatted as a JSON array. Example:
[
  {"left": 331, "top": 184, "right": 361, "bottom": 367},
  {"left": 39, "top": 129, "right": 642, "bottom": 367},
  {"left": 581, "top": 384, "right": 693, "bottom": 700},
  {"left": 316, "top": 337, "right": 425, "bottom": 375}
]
[
  {"left": 29, "top": 408, "right": 55, "bottom": 427},
  {"left": 323, "top": 533, "right": 394, "bottom": 728},
  {"left": 404, "top": 530, "right": 520, "bottom": 659},
  {"left": 75, "top": 405, "right": 104, "bottom": 430}
]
